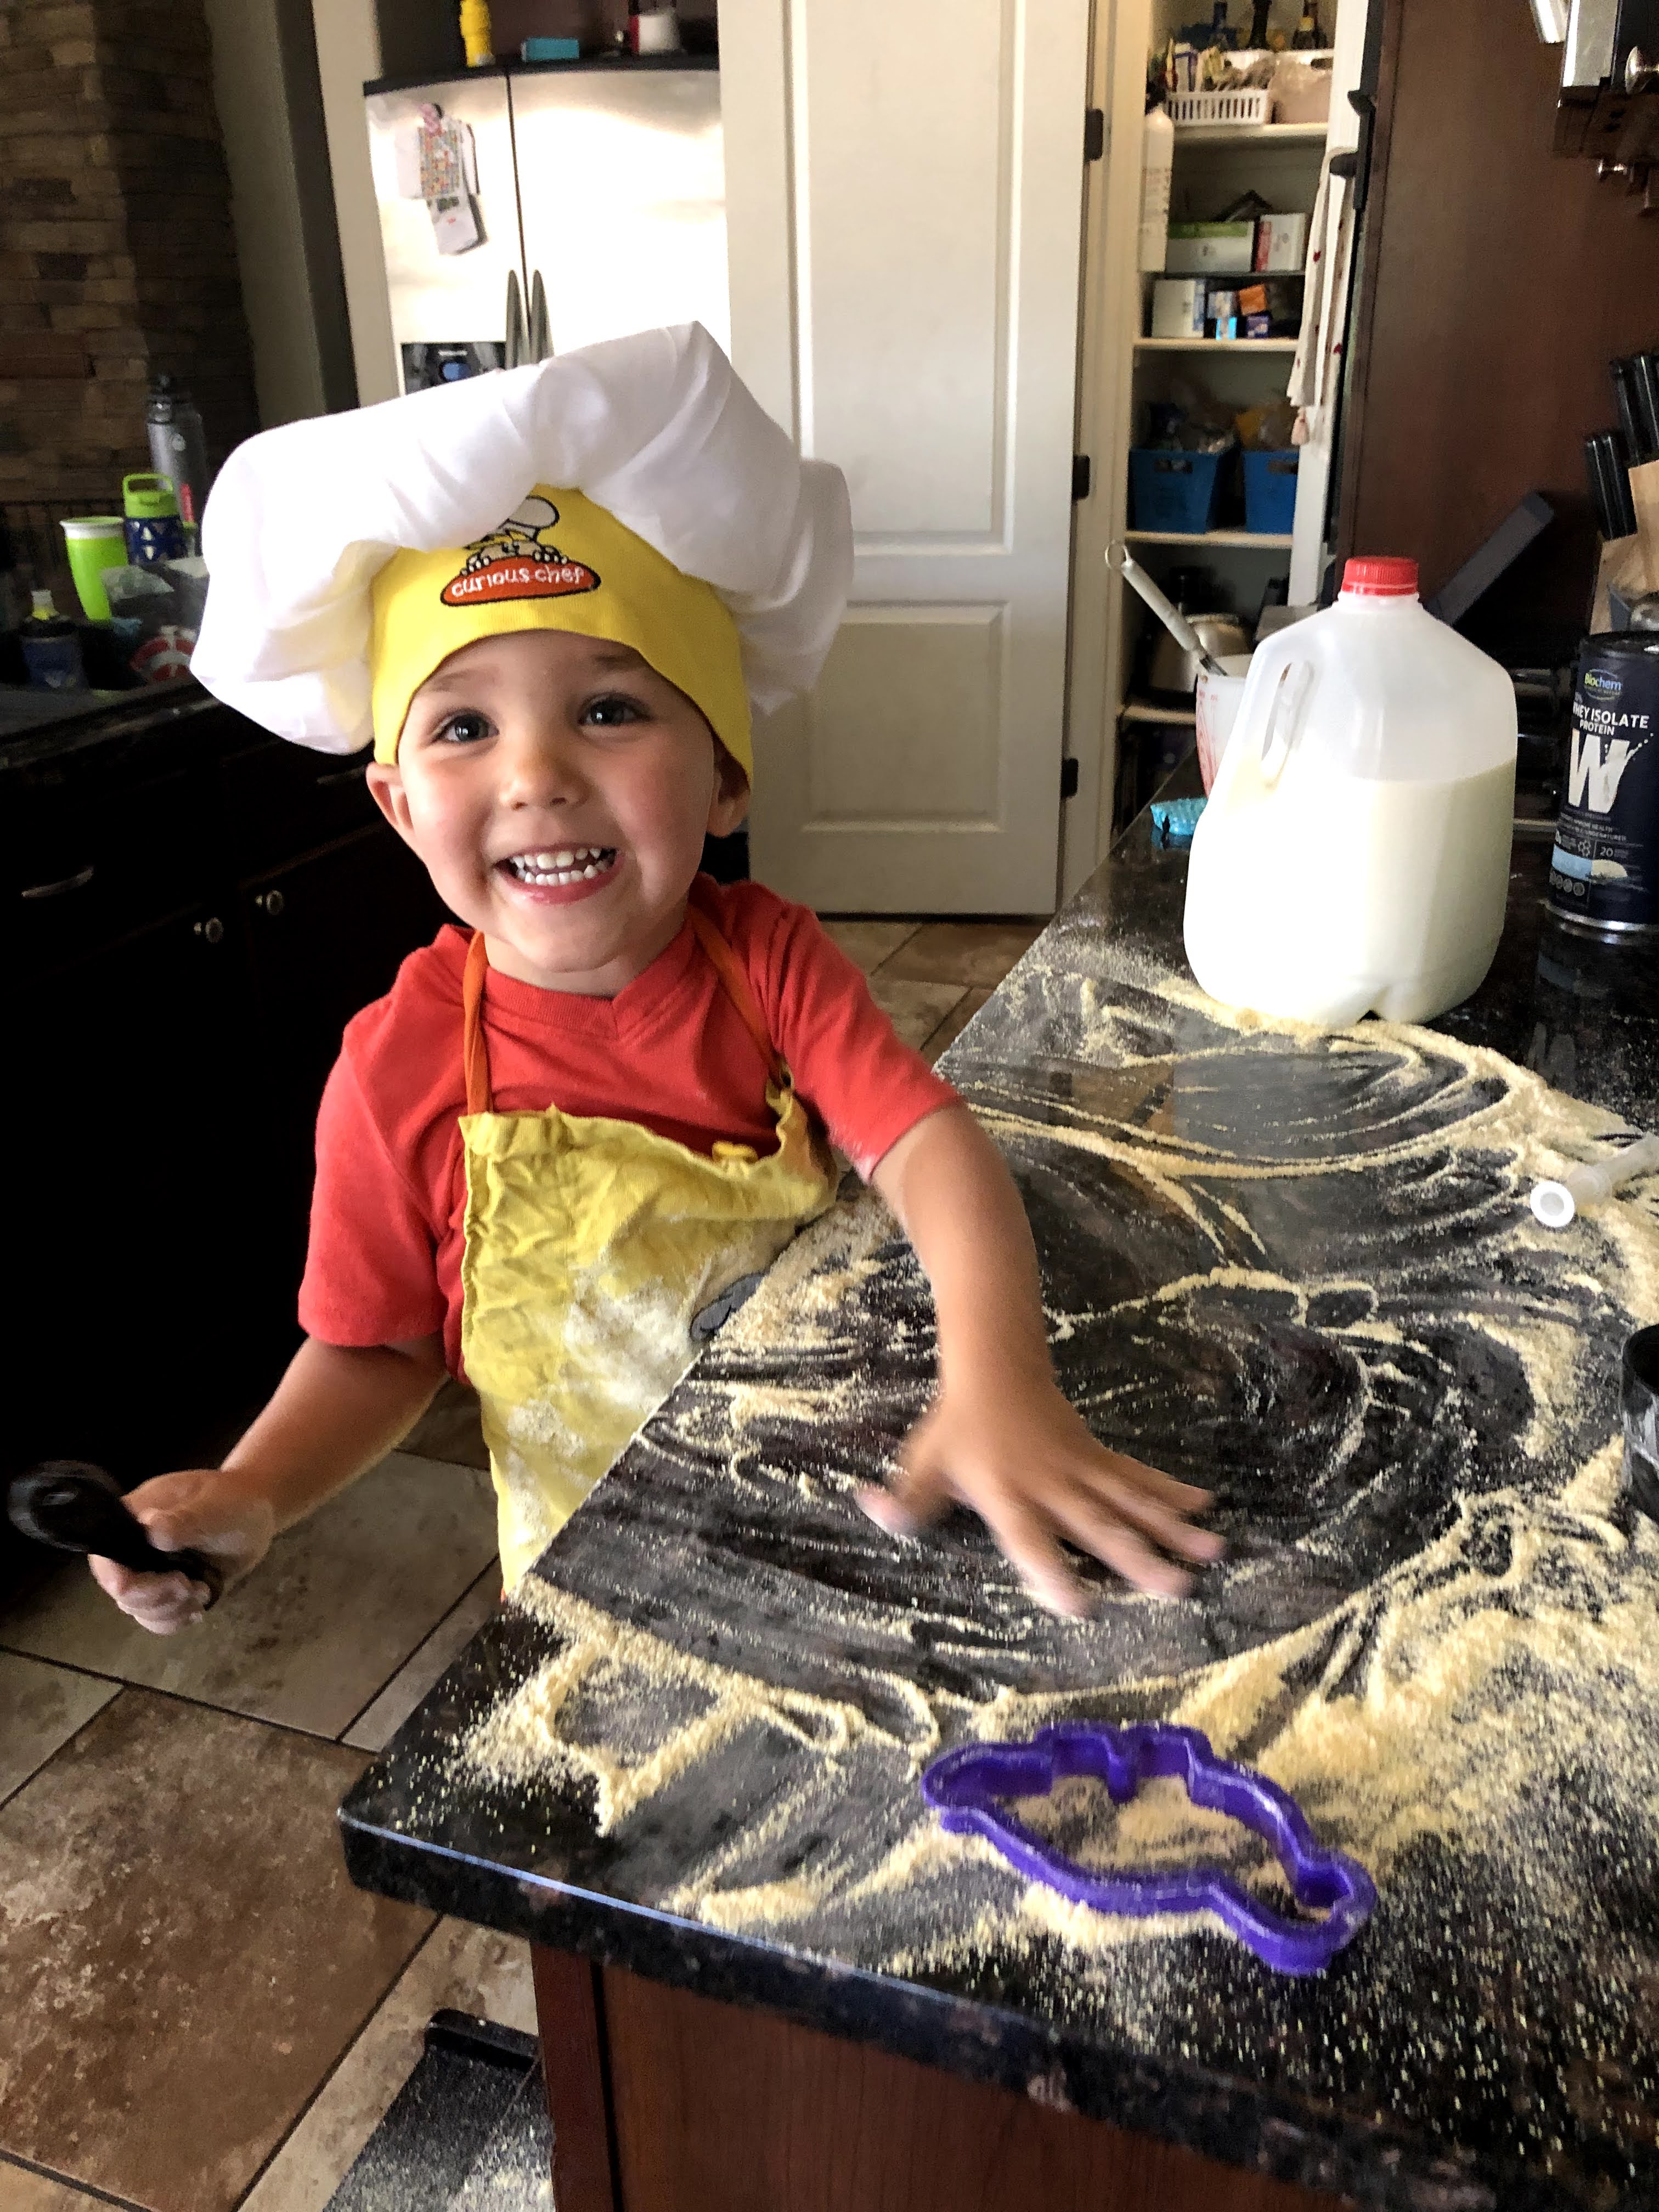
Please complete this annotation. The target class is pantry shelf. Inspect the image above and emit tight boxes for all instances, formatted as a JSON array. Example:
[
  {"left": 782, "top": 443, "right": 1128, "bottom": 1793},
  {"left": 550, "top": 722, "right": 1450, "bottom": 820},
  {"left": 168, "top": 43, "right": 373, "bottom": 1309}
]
[
  {"left": 1172, "top": 120, "right": 1329, "bottom": 145},
  {"left": 1120, "top": 698, "right": 1197, "bottom": 725},
  {"left": 1122, "top": 528, "right": 1294, "bottom": 548},
  {"left": 1135, "top": 337, "right": 1300, "bottom": 353}
]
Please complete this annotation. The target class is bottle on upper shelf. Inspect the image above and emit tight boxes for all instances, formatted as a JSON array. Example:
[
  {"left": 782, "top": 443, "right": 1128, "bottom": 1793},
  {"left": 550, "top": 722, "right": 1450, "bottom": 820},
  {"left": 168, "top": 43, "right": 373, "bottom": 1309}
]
[
  {"left": 1291, "top": 4, "right": 1322, "bottom": 49},
  {"left": 1138, "top": 103, "right": 1174, "bottom": 272}
]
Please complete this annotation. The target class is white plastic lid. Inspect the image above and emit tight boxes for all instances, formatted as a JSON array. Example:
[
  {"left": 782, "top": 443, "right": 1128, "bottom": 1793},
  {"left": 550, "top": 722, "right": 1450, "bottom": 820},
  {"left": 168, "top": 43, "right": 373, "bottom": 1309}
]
[{"left": 1529, "top": 1180, "right": 1576, "bottom": 1229}]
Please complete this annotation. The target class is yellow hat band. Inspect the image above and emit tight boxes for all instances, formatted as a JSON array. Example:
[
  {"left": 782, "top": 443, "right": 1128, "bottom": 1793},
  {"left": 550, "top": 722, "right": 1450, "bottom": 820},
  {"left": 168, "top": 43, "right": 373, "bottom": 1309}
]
[{"left": 368, "top": 486, "right": 753, "bottom": 775}]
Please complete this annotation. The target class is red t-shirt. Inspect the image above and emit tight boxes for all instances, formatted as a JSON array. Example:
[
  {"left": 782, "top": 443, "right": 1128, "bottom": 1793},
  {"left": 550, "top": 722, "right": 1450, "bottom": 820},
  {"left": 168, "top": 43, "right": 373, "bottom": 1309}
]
[{"left": 299, "top": 878, "right": 960, "bottom": 1375}]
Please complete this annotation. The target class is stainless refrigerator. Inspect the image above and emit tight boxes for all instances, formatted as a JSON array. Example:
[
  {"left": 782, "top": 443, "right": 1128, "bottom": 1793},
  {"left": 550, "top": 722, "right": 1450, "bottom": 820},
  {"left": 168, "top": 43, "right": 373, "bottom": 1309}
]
[{"left": 364, "top": 62, "right": 727, "bottom": 392}]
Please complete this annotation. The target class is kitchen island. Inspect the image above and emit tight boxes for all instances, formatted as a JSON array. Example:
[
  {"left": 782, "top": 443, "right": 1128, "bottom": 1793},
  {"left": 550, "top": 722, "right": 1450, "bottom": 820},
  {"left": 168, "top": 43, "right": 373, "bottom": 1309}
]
[{"left": 340, "top": 797, "right": 1659, "bottom": 2212}]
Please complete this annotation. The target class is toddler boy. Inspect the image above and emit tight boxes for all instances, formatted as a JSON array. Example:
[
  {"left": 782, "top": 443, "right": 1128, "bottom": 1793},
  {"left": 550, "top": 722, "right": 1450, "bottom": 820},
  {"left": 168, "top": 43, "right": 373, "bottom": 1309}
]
[{"left": 97, "top": 326, "right": 1219, "bottom": 1634}]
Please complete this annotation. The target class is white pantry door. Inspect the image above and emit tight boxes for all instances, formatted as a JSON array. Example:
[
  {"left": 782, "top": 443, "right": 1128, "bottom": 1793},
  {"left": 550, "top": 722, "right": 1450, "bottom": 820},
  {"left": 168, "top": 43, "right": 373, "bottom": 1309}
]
[{"left": 721, "top": 0, "right": 1092, "bottom": 914}]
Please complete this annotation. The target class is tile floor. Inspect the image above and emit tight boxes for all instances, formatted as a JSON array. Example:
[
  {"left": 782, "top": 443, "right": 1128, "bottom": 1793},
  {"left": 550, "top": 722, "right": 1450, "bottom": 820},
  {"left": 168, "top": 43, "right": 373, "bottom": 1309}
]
[{"left": 0, "top": 914, "right": 1040, "bottom": 2212}]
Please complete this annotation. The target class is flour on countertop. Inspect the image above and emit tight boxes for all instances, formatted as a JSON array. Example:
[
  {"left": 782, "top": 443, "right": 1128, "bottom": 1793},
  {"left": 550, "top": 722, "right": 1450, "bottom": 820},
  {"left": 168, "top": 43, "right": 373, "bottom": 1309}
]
[{"left": 454, "top": 929, "right": 1659, "bottom": 2171}]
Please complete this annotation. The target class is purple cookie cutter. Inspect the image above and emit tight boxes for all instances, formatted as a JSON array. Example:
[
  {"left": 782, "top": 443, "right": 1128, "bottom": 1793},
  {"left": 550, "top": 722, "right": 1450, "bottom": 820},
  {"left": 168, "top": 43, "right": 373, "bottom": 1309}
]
[{"left": 921, "top": 1720, "right": 1375, "bottom": 1977}]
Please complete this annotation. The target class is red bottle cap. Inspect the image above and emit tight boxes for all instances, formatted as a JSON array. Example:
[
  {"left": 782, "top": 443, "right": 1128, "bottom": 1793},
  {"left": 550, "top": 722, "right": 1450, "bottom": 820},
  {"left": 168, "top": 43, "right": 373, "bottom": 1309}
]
[{"left": 1341, "top": 556, "right": 1419, "bottom": 597}]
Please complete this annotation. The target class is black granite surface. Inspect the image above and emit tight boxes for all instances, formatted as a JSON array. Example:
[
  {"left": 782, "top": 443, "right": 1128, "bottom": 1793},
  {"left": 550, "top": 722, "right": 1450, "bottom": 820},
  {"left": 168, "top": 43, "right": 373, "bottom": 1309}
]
[
  {"left": 0, "top": 678, "right": 210, "bottom": 772},
  {"left": 342, "top": 802, "right": 1659, "bottom": 2212}
]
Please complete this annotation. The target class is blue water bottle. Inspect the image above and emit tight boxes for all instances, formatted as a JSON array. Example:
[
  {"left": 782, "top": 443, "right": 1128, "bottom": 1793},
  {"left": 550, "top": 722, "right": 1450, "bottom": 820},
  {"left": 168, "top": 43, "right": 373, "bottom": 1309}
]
[{"left": 122, "top": 473, "right": 188, "bottom": 568}]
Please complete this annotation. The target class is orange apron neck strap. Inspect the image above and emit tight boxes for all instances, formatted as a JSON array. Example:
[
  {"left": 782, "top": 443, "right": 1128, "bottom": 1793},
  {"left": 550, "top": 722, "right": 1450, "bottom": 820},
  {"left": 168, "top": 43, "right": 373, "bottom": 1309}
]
[
  {"left": 461, "top": 930, "right": 494, "bottom": 1116},
  {"left": 464, "top": 910, "right": 783, "bottom": 1111},
  {"left": 686, "top": 904, "right": 787, "bottom": 1089}
]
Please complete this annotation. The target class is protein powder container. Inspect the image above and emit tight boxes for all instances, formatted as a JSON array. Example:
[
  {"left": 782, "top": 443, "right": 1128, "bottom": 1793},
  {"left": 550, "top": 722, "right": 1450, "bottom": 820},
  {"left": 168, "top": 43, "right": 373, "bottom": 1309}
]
[{"left": 1548, "top": 631, "right": 1659, "bottom": 936}]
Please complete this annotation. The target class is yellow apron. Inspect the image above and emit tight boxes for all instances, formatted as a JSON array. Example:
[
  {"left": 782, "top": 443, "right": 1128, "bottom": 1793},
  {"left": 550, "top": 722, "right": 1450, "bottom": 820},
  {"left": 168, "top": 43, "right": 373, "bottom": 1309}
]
[{"left": 456, "top": 909, "right": 837, "bottom": 1587}]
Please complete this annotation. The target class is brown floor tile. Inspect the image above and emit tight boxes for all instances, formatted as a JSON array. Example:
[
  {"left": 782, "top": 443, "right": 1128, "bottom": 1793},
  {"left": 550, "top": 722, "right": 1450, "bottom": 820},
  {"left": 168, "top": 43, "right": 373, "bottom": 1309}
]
[
  {"left": 878, "top": 920, "right": 1046, "bottom": 989},
  {"left": 0, "top": 2160, "right": 115, "bottom": 2210},
  {"left": 0, "top": 1453, "right": 498, "bottom": 1738},
  {"left": 341, "top": 1569, "right": 501, "bottom": 1753},
  {"left": 240, "top": 1920, "right": 534, "bottom": 2212},
  {"left": 0, "top": 1655, "right": 119, "bottom": 1807},
  {"left": 0, "top": 1690, "right": 430, "bottom": 2212},
  {"left": 920, "top": 988, "right": 994, "bottom": 1068},
  {"left": 866, "top": 975, "right": 968, "bottom": 1055},
  {"left": 400, "top": 1378, "right": 491, "bottom": 1472},
  {"left": 819, "top": 919, "right": 918, "bottom": 974}
]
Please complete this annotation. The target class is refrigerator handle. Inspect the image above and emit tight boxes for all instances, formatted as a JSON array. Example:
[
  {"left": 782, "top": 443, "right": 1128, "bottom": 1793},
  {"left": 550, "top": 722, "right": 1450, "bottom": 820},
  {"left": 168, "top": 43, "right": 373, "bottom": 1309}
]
[
  {"left": 529, "top": 269, "right": 551, "bottom": 363},
  {"left": 504, "top": 269, "right": 525, "bottom": 370}
]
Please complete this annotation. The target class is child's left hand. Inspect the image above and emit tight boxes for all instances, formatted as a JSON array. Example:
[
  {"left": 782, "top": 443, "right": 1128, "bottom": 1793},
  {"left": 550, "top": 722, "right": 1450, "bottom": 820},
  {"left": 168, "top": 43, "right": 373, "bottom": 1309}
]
[
  {"left": 860, "top": 1363, "right": 1221, "bottom": 1615},
  {"left": 866, "top": 1104, "right": 1224, "bottom": 1614}
]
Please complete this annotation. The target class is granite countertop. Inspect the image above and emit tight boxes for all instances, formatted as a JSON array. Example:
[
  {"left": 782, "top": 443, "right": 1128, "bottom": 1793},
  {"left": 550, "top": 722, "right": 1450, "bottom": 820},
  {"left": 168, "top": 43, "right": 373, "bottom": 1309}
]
[
  {"left": 341, "top": 803, "right": 1659, "bottom": 2212},
  {"left": 0, "top": 679, "right": 217, "bottom": 777}
]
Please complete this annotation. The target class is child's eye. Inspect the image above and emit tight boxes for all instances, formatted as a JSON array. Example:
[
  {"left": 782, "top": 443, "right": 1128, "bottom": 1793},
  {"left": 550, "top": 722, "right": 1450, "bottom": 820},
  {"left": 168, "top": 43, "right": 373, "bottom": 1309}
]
[
  {"left": 435, "top": 711, "right": 493, "bottom": 745},
  {"left": 582, "top": 692, "right": 647, "bottom": 729}
]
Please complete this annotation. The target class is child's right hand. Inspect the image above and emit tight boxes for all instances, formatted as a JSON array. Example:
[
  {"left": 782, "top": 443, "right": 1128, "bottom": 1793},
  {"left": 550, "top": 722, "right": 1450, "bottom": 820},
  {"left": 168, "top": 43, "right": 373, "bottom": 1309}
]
[{"left": 89, "top": 1469, "right": 276, "bottom": 1635}]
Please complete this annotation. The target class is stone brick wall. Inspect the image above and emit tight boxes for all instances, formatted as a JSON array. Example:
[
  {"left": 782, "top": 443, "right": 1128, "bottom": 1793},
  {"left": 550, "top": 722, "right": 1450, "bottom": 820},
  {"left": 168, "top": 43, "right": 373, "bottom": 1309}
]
[{"left": 0, "top": 0, "right": 259, "bottom": 531}]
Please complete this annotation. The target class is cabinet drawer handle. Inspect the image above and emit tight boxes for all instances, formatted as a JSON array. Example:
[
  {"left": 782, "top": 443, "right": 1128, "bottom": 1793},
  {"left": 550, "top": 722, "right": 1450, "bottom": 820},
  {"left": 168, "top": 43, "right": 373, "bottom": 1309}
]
[
  {"left": 20, "top": 864, "right": 94, "bottom": 901},
  {"left": 314, "top": 768, "right": 363, "bottom": 788},
  {"left": 195, "top": 916, "right": 225, "bottom": 945},
  {"left": 255, "top": 889, "right": 286, "bottom": 918}
]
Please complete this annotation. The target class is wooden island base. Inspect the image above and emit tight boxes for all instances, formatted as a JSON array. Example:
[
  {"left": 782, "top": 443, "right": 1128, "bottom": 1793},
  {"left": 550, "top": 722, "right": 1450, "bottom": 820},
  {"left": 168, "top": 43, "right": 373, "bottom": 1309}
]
[{"left": 531, "top": 1946, "right": 1350, "bottom": 2212}]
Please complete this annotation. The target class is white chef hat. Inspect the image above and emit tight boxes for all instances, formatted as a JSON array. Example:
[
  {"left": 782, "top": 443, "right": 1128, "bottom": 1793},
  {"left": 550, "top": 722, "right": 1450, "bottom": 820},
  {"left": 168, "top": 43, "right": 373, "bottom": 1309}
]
[{"left": 191, "top": 324, "right": 852, "bottom": 765}]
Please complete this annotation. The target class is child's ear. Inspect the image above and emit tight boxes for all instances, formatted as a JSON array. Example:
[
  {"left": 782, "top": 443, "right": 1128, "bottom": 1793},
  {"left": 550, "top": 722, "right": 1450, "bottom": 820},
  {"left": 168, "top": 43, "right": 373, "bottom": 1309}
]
[
  {"left": 706, "top": 745, "right": 750, "bottom": 838},
  {"left": 366, "top": 761, "right": 417, "bottom": 843}
]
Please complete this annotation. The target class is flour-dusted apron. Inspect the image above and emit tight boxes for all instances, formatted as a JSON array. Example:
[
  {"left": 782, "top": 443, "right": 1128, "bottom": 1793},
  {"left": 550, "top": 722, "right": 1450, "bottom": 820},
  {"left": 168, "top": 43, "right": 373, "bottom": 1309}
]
[{"left": 457, "top": 910, "right": 837, "bottom": 1587}]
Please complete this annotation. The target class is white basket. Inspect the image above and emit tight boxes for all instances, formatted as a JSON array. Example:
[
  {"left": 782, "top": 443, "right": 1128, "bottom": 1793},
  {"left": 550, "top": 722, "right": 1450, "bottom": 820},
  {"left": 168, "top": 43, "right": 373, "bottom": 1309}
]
[{"left": 1167, "top": 88, "right": 1272, "bottom": 128}]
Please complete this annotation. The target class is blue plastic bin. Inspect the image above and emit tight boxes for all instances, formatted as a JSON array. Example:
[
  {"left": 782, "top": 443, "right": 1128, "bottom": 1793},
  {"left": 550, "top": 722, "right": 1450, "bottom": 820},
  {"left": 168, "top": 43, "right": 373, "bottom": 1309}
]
[
  {"left": 1129, "top": 448, "right": 1223, "bottom": 535},
  {"left": 1243, "top": 448, "right": 1299, "bottom": 534}
]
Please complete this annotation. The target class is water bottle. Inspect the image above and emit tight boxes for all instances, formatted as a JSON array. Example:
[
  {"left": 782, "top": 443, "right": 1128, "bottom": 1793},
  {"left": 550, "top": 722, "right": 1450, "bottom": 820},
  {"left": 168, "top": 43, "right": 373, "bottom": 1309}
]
[
  {"left": 146, "top": 376, "right": 211, "bottom": 552},
  {"left": 123, "top": 473, "right": 188, "bottom": 568}
]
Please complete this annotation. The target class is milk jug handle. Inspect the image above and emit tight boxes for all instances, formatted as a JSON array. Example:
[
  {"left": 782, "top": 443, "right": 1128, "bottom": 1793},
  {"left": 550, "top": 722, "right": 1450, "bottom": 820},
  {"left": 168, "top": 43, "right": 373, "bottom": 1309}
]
[{"left": 1260, "top": 659, "right": 1313, "bottom": 783}]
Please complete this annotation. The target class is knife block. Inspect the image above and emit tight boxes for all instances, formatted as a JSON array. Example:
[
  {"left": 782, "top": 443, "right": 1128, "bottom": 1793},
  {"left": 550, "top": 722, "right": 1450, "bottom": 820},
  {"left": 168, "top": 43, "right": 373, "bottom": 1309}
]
[{"left": 1592, "top": 456, "right": 1659, "bottom": 628}]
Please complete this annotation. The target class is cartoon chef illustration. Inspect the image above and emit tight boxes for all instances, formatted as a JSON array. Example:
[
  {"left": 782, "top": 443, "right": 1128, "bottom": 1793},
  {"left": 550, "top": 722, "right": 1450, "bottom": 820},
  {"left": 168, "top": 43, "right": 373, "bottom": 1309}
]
[{"left": 442, "top": 493, "right": 601, "bottom": 606}]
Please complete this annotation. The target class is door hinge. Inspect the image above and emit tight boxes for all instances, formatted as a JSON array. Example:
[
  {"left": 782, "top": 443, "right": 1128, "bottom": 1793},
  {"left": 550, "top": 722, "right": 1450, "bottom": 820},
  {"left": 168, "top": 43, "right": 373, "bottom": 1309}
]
[
  {"left": 1060, "top": 758, "right": 1080, "bottom": 799},
  {"left": 1084, "top": 107, "right": 1105, "bottom": 161},
  {"left": 1071, "top": 454, "right": 1091, "bottom": 500}
]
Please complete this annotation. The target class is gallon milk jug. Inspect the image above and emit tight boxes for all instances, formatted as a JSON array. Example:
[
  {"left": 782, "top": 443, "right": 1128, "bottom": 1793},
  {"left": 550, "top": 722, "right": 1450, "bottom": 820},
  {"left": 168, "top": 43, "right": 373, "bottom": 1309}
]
[{"left": 1184, "top": 556, "right": 1517, "bottom": 1026}]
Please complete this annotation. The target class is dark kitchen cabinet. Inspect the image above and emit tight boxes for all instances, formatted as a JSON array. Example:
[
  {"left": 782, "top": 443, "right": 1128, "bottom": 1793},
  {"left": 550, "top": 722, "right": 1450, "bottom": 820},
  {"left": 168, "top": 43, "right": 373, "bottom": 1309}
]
[
  {"left": 240, "top": 823, "right": 453, "bottom": 1288},
  {"left": 11, "top": 897, "right": 265, "bottom": 1480},
  {"left": 1, "top": 690, "right": 449, "bottom": 1588}
]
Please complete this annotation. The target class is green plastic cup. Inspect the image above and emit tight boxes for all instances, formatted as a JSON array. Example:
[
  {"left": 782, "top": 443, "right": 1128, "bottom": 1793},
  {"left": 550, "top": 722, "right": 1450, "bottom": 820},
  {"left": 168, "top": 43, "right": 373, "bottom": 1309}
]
[{"left": 61, "top": 516, "right": 128, "bottom": 622}]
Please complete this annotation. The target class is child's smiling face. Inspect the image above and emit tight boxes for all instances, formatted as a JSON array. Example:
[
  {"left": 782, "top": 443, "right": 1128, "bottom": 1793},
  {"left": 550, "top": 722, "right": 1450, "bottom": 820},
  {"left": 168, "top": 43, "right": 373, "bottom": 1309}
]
[{"left": 367, "top": 630, "right": 748, "bottom": 995}]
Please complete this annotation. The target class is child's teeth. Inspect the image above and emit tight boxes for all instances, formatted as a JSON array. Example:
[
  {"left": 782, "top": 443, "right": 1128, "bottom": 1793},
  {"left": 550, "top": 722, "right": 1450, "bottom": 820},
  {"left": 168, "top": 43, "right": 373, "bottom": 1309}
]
[{"left": 509, "top": 845, "right": 613, "bottom": 884}]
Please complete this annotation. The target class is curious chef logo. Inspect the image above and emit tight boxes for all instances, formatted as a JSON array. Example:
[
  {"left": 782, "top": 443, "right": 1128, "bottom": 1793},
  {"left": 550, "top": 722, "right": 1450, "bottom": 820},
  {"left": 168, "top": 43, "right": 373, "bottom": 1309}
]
[{"left": 439, "top": 495, "right": 600, "bottom": 607}]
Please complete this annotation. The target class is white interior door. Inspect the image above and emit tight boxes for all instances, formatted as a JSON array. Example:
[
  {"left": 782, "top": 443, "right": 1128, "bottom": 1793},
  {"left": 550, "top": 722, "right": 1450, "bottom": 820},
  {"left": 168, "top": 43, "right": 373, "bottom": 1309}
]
[{"left": 722, "top": 0, "right": 1092, "bottom": 915}]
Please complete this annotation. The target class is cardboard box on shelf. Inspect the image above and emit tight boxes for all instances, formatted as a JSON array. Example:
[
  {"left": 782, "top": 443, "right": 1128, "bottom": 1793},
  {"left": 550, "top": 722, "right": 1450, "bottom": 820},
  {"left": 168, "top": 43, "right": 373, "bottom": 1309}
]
[
  {"left": 1151, "top": 278, "right": 1206, "bottom": 337},
  {"left": 1254, "top": 213, "right": 1310, "bottom": 272},
  {"left": 1165, "top": 221, "right": 1256, "bottom": 275}
]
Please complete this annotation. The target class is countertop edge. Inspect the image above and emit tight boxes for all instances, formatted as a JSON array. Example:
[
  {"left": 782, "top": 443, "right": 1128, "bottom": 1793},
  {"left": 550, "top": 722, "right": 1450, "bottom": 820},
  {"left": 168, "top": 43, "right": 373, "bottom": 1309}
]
[{"left": 337, "top": 1797, "right": 1505, "bottom": 2212}]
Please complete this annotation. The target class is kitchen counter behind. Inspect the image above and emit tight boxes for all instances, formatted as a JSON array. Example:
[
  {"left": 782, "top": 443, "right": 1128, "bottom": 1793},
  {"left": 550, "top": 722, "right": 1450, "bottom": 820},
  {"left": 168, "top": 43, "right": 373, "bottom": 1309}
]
[{"left": 344, "top": 819, "right": 1659, "bottom": 2212}]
